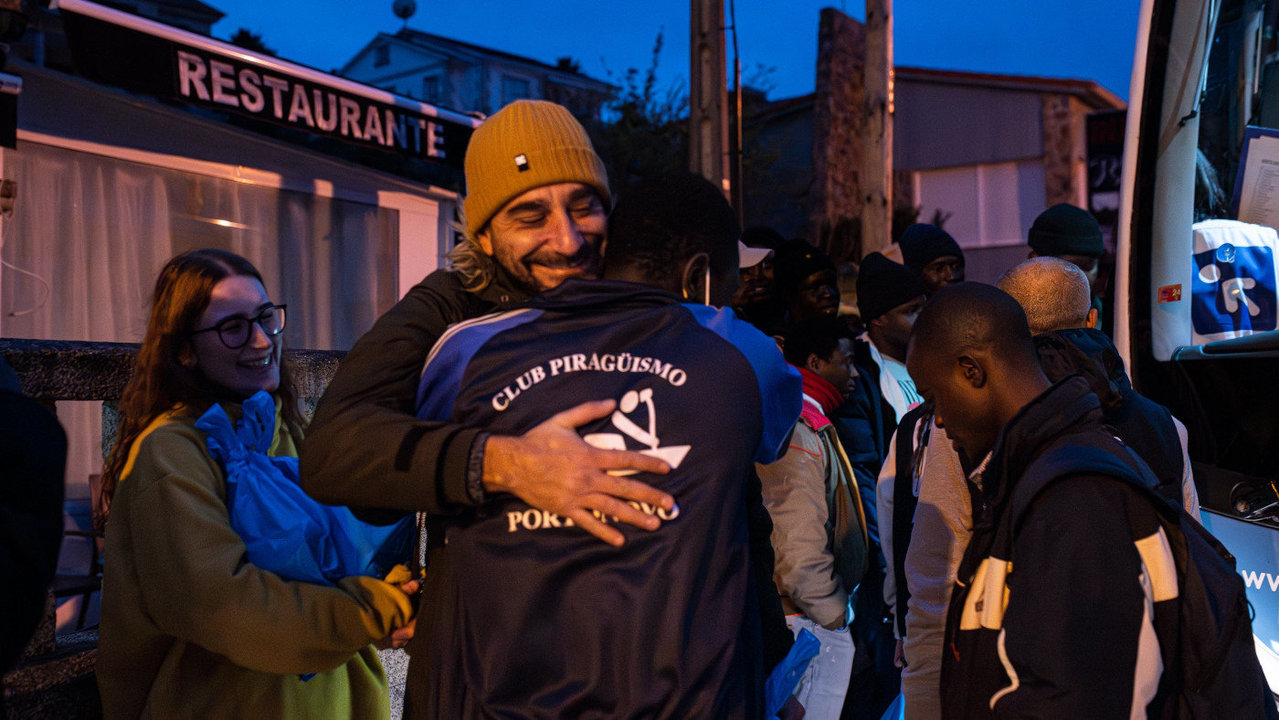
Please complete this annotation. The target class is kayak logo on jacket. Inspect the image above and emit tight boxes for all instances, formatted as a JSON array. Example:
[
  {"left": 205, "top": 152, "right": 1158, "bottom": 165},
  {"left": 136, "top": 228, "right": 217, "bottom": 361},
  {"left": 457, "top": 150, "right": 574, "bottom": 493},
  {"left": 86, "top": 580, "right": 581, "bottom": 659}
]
[
  {"left": 584, "top": 388, "right": 691, "bottom": 472},
  {"left": 505, "top": 388, "right": 687, "bottom": 534}
]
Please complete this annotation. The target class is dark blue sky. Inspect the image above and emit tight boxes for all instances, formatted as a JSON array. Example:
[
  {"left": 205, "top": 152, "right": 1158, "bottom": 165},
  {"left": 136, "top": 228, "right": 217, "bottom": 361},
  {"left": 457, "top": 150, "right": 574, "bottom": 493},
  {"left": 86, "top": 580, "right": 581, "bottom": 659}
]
[{"left": 210, "top": 1, "right": 1141, "bottom": 102}]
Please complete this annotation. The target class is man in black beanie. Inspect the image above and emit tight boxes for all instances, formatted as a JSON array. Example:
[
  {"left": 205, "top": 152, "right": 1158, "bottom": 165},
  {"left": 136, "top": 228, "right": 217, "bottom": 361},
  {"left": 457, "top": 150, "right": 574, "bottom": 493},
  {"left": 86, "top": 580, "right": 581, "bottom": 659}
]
[
  {"left": 897, "top": 224, "right": 965, "bottom": 296},
  {"left": 855, "top": 253, "right": 928, "bottom": 402},
  {"left": 1027, "top": 203, "right": 1106, "bottom": 329},
  {"left": 838, "top": 251, "right": 927, "bottom": 719},
  {"left": 774, "top": 239, "right": 841, "bottom": 324}
]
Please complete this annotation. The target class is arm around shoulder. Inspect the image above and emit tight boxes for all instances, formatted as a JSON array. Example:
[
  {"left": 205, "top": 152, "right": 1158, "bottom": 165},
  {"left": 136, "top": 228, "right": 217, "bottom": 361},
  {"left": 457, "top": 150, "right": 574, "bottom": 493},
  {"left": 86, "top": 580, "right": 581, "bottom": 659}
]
[{"left": 301, "top": 271, "right": 486, "bottom": 515}]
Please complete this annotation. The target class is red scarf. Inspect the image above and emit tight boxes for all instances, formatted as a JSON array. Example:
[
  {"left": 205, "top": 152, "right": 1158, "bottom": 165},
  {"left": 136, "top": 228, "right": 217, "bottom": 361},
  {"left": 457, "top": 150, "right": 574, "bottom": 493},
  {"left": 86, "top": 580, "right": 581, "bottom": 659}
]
[{"left": 798, "top": 367, "right": 842, "bottom": 429}]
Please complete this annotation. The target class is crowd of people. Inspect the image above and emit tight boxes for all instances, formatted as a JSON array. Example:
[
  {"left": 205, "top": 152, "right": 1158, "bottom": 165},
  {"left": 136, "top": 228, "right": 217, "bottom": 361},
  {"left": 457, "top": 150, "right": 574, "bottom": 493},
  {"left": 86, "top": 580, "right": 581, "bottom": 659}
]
[{"left": 27, "top": 97, "right": 1267, "bottom": 719}]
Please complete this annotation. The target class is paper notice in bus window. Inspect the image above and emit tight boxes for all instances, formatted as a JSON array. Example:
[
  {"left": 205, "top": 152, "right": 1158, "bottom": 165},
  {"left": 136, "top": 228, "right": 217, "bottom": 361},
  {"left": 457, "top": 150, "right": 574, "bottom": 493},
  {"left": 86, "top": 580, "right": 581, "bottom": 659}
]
[{"left": 1232, "top": 127, "right": 1279, "bottom": 228}]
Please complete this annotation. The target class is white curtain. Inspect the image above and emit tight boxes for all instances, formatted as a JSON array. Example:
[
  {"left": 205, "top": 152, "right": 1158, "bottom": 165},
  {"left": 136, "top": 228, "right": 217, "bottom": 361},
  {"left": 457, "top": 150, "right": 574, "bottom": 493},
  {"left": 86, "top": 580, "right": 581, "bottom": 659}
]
[{"left": 1, "top": 139, "right": 398, "bottom": 519}]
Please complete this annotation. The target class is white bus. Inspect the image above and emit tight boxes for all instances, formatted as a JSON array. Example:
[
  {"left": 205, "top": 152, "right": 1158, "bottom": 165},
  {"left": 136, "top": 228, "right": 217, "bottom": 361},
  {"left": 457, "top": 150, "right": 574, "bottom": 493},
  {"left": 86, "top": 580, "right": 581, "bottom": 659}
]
[{"left": 1121, "top": 0, "right": 1279, "bottom": 693}]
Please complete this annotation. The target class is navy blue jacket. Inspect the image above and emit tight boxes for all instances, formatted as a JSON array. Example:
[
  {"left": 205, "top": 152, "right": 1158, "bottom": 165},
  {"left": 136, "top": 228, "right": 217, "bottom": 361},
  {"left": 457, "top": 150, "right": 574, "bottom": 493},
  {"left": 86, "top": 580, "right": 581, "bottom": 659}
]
[{"left": 410, "top": 279, "right": 800, "bottom": 719}]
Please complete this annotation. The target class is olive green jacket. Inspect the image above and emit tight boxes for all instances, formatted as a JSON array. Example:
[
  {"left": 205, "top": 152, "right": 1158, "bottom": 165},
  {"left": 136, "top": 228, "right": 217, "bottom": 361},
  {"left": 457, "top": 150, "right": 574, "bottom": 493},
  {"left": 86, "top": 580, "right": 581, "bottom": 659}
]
[{"left": 97, "top": 402, "right": 412, "bottom": 719}]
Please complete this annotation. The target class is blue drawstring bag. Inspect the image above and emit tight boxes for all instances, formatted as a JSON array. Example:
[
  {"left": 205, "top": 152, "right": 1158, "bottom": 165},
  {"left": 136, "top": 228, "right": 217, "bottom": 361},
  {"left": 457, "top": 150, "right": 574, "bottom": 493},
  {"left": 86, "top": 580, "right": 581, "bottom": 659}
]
[
  {"left": 764, "top": 628, "right": 821, "bottom": 717},
  {"left": 195, "top": 391, "right": 414, "bottom": 586},
  {"left": 880, "top": 692, "right": 905, "bottom": 720}
]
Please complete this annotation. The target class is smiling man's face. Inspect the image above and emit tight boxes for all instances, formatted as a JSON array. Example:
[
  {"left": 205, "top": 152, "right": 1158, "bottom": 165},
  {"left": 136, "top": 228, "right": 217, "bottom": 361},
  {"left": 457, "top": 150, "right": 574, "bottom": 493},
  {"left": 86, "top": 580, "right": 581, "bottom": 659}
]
[{"left": 477, "top": 182, "right": 607, "bottom": 293}]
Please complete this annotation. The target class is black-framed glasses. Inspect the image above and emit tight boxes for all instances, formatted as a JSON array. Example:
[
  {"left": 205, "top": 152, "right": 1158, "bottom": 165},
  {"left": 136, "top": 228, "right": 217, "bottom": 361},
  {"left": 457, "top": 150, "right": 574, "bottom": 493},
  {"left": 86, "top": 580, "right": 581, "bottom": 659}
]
[{"left": 191, "top": 304, "right": 287, "bottom": 349}]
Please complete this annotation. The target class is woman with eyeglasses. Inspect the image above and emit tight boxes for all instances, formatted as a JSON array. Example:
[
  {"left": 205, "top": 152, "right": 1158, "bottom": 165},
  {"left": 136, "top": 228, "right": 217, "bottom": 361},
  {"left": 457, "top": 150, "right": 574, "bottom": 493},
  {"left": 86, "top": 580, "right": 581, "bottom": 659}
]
[{"left": 96, "top": 249, "right": 415, "bottom": 719}]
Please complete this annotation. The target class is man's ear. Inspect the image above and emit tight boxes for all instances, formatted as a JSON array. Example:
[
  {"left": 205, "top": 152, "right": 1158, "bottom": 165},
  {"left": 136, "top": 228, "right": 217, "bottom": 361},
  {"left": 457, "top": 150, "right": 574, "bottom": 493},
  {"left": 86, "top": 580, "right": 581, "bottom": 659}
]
[
  {"left": 957, "top": 354, "right": 987, "bottom": 389},
  {"left": 475, "top": 229, "right": 495, "bottom": 256},
  {"left": 1086, "top": 307, "right": 1099, "bottom": 329},
  {"left": 805, "top": 352, "right": 824, "bottom": 374},
  {"left": 680, "top": 252, "right": 710, "bottom": 301},
  {"left": 179, "top": 345, "right": 197, "bottom": 369}
]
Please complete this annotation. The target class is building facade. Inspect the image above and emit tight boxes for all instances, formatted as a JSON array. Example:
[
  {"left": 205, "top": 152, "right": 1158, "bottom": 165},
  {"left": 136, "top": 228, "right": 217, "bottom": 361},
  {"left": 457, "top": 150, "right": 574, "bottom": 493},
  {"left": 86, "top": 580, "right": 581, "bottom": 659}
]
[
  {"left": 745, "top": 7, "right": 1125, "bottom": 284},
  {"left": 339, "top": 29, "right": 614, "bottom": 120}
]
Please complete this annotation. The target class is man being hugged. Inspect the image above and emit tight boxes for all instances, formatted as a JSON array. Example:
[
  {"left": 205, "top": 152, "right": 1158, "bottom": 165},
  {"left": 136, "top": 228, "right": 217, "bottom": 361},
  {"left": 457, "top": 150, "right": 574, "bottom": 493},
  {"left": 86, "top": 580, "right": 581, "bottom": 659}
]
[{"left": 411, "top": 173, "right": 799, "bottom": 718}]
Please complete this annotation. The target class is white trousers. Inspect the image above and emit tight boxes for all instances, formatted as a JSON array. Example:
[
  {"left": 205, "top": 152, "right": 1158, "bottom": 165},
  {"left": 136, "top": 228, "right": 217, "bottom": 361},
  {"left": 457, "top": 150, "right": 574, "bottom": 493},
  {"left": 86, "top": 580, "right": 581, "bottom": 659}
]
[{"left": 785, "top": 615, "right": 855, "bottom": 720}]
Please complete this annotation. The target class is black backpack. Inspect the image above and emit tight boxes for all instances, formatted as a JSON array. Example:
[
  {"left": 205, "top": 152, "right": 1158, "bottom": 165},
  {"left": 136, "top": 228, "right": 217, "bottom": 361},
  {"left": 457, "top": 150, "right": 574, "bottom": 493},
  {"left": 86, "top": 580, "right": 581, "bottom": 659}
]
[{"left": 1026, "top": 437, "right": 1277, "bottom": 719}]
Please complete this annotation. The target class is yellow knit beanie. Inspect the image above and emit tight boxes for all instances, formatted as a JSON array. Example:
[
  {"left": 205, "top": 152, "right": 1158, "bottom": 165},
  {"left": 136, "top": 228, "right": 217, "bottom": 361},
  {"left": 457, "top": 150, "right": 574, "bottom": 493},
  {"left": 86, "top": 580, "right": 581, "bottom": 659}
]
[{"left": 463, "top": 100, "right": 611, "bottom": 239}]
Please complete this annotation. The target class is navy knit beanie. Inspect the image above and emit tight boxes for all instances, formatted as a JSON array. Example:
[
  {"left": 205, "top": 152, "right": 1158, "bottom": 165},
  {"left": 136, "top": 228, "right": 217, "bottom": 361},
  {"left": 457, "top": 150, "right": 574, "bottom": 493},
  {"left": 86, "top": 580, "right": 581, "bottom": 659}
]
[
  {"left": 774, "top": 240, "right": 836, "bottom": 298},
  {"left": 1028, "top": 204, "right": 1103, "bottom": 257},
  {"left": 897, "top": 224, "right": 963, "bottom": 274},
  {"left": 856, "top": 252, "right": 926, "bottom": 322}
]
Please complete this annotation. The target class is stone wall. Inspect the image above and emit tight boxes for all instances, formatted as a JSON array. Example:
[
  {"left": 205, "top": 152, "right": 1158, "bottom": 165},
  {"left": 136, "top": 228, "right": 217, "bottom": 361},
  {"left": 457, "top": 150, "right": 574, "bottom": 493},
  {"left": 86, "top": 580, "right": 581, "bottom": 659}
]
[
  {"left": 811, "top": 7, "right": 866, "bottom": 259},
  {"left": 0, "top": 339, "right": 342, "bottom": 406}
]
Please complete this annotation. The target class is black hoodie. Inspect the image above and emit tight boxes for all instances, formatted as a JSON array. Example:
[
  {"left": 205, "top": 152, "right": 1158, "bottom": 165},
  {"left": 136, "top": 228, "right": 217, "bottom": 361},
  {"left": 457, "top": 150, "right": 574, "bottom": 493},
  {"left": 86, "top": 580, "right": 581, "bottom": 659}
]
[
  {"left": 1033, "top": 327, "right": 1185, "bottom": 507},
  {"left": 941, "top": 377, "right": 1171, "bottom": 719}
]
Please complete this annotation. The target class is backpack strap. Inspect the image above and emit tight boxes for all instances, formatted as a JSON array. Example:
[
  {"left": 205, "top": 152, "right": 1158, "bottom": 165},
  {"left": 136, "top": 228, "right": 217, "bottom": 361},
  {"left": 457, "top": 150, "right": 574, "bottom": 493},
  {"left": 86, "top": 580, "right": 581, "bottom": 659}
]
[
  {"left": 891, "top": 403, "right": 930, "bottom": 638},
  {"left": 1009, "top": 434, "right": 1165, "bottom": 527},
  {"left": 990, "top": 433, "right": 1172, "bottom": 567}
]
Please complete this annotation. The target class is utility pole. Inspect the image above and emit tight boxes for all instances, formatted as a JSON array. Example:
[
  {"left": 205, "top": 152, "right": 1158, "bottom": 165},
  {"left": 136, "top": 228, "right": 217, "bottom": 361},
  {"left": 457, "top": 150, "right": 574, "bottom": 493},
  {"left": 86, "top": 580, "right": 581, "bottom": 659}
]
[
  {"left": 689, "top": 0, "right": 730, "bottom": 201},
  {"left": 729, "top": 14, "right": 744, "bottom": 227},
  {"left": 861, "top": 0, "right": 893, "bottom": 256}
]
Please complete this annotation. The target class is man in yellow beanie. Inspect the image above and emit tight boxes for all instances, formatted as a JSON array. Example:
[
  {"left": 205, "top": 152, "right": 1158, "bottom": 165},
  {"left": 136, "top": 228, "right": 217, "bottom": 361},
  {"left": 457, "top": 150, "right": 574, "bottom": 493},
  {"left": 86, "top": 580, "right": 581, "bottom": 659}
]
[
  {"left": 451, "top": 99, "right": 612, "bottom": 294},
  {"left": 302, "top": 100, "right": 673, "bottom": 552}
]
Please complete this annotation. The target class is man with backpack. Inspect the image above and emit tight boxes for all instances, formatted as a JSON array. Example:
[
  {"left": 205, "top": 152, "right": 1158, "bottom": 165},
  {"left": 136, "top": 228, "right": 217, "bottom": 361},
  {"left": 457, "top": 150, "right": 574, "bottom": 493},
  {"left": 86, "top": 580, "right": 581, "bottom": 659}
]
[
  {"left": 879, "top": 259, "right": 1215, "bottom": 719},
  {"left": 907, "top": 282, "right": 1274, "bottom": 719}
]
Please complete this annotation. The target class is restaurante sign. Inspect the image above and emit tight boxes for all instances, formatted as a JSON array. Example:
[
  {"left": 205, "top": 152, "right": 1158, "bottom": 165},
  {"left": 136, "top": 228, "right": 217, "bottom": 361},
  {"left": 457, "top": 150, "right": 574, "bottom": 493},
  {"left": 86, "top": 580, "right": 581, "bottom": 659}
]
[{"left": 59, "top": 0, "right": 475, "bottom": 168}]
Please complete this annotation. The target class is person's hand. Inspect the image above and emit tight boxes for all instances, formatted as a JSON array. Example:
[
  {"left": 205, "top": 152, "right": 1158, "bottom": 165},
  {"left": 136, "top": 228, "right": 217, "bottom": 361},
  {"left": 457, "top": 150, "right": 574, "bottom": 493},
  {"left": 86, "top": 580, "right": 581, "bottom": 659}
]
[
  {"left": 894, "top": 637, "right": 907, "bottom": 668},
  {"left": 376, "top": 617, "right": 415, "bottom": 650},
  {"left": 483, "top": 400, "right": 674, "bottom": 547},
  {"left": 376, "top": 578, "right": 419, "bottom": 651}
]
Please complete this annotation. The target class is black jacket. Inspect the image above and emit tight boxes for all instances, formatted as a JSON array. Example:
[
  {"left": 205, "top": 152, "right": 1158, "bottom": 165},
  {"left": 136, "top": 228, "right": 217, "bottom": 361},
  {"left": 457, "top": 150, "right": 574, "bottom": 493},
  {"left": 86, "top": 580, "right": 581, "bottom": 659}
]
[
  {"left": 942, "top": 377, "right": 1172, "bottom": 719},
  {"left": 408, "top": 280, "right": 801, "bottom": 719},
  {"left": 299, "top": 267, "right": 796, "bottom": 686},
  {"left": 301, "top": 267, "right": 527, "bottom": 517},
  {"left": 0, "top": 358, "right": 67, "bottom": 672},
  {"left": 1034, "top": 327, "right": 1185, "bottom": 506}
]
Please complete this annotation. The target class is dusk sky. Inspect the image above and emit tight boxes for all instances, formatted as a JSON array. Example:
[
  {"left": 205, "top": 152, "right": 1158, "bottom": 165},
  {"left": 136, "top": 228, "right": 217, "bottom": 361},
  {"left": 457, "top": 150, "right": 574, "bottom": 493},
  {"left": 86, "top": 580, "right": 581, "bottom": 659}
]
[{"left": 208, "top": 1, "right": 1141, "bottom": 103}]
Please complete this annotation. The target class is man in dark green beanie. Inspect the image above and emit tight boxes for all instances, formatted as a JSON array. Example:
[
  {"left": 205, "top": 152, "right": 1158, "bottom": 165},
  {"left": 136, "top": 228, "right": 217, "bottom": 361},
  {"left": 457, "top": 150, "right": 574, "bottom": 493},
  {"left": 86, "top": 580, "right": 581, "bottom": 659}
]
[{"left": 1027, "top": 203, "right": 1106, "bottom": 331}]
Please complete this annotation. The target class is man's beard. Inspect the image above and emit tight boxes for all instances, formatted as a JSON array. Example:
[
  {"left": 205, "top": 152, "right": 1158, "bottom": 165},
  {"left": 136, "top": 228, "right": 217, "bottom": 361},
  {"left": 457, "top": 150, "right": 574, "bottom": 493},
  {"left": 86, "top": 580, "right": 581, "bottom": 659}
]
[{"left": 512, "top": 243, "right": 603, "bottom": 293}]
